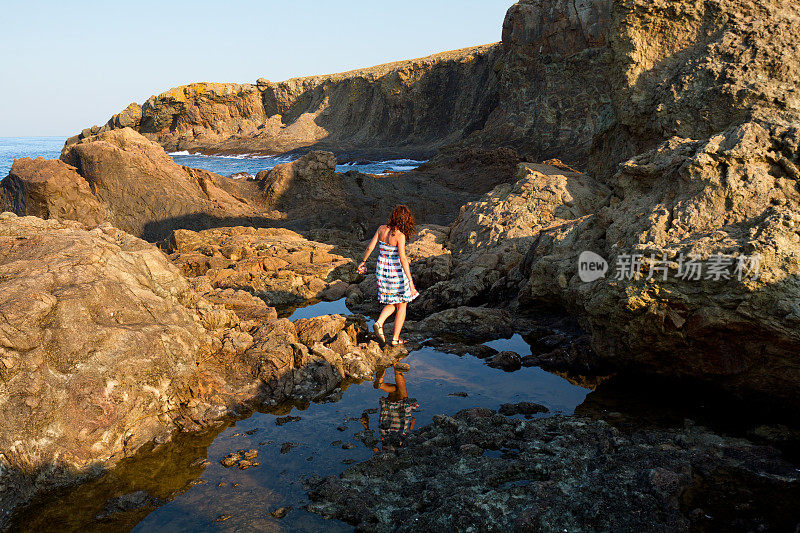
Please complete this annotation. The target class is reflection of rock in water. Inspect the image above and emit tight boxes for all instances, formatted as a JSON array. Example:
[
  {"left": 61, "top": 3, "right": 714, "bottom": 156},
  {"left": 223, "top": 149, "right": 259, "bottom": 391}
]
[{"left": 7, "top": 425, "right": 227, "bottom": 532}]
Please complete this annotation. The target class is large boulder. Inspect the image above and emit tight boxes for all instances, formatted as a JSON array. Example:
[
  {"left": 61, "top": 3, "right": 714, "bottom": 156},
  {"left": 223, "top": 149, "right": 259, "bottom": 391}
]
[
  {"left": 55, "top": 128, "right": 259, "bottom": 240},
  {"left": 256, "top": 150, "right": 337, "bottom": 203},
  {"left": 0, "top": 157, "right": 108, "bottom": 226},
  {"left": 522, "top": 122, "right": 800, "bottom": 404},
  {"left": 0, "top": 213, "right": 220, "bottom": 521}
]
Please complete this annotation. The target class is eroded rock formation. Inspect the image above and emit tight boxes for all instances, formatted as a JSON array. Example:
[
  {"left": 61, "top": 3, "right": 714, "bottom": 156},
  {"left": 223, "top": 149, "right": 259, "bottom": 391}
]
[
  {"left": 69, "top": 45, "right": 501, "bottom": 161},
  {"left": 162, "top": 225, "right": 355, "bottom": 307},
  {"left": 0, "top": 213, "right": 404, "bottom": 527}
]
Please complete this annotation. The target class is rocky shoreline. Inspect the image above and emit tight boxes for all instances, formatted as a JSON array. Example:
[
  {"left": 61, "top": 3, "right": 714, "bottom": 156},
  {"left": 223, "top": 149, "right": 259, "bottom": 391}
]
[{"left": 305, "top": 406, "right": 800, "bottom": 532}]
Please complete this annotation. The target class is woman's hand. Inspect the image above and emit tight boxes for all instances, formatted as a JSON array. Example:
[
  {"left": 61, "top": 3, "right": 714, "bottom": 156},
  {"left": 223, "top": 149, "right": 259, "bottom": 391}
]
[{"left": 357, "top": 260, "right": 367, "bottom": 274}]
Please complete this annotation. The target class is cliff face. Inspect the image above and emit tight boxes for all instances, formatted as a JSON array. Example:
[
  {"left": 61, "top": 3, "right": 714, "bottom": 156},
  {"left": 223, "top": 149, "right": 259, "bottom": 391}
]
[
  {"left": 590, "top": 0, "right": 800, "bottom": 178},
  {"left": 72, "top": 45, "right": 501, "bottom": 160},
  {"left": 74, "top": 0, "right": 800, "bottom": 174},
  {"left": 467, "top": 0, "right": 614, "bottom": 167},
  {"left": 72, "top": 7, "right": 616, "bottom": 168}
]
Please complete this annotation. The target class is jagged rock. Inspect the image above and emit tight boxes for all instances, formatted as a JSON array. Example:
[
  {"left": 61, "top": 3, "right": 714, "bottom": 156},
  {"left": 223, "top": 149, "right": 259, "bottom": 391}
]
[
  {"left": 414, "top": 162, "right": 609, "bottom": 314},
  {"left": 0, "top": 157, "right": 108, "bottom": 226},
  {"left": 163, "top": 226, "right": 354, "bottom": 307},
  {"left": 519, "top": 122, "right": 800, "bottom": 404},
  {"left": 305, "top": 410, "right": 800, "bottom": 532},
  {"left": 56, "top": 128, "right": 261, "bottom": 240}
]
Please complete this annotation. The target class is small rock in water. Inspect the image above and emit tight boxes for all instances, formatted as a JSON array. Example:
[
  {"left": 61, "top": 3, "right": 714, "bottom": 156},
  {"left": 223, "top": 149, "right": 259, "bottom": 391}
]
[
  {"left": 220, "top": 452, "right": 241, "bottom": 467},
  {"left": 354, "top": 430, "right": 378, "bottom": 448},
  {"left": 245, "top": 428, "right": 259, "bottom": 435},
  {"left": 217, "top": 482, "right": 227, "bottom": 488},
  {"left": 228, "top": 172, "right": 253, "bottom": 180},
  {"left": 258, "top": 440, "right": 273, "bottom": 446},
  {"left": 220, "top": 449, "right": 258, "bottom": 468},
  {"left": 275, "top": 415, "right": 301, "bottom": 426},
  {"left": 487, "top": 351, "right": 522, "bottom": 371},
  {"left": 216, "top": 514, "right": 233, "bottom": 522},
  {"left": 448, "top": 392, "right": 469, "bottom": 397},
  {"left": 307, "top": 456, "right": 314, "bottom": 461},
  {"left": 330, "top": 440, "right": 343, "bottom": 447},
  {"left": 188, "top": 478, "right": 207, "bottom": 486},
  {"left": 336, "top": 425, "right": 348, "bottom": 431},
  {"left": 498, "top": 402, "right": 549, "bottom": 416},
  {"left": 342, "top": 442, "right": 356, "bottom": 450},
  {"left": 280, "top": 442, "right": 300, "bottom": 454},
  {"left": 189, "top": 457, "right": 211, "bottom": 468},
  {"left": 270, "top": 506, "right": 292, "bottom": 519},
  {"left": 95, "top": 491, "right": 152, "bottom": 519}
]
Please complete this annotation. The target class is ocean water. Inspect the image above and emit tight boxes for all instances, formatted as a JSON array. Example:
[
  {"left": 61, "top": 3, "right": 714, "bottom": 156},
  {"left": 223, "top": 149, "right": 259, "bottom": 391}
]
[
  {"left": 0, "top": 137, "right": 66, "bottom": 177},
  {"left": 0, "top": 137, "right": 424, "bottom": 179},
  {"left": 168, "top": 151, "right": 425, "bottom": 177}
]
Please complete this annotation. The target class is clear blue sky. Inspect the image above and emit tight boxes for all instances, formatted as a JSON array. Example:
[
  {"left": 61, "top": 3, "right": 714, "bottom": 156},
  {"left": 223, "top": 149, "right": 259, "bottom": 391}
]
[{"left": 0, "top": 0, "right": 516, "bottom": 137}]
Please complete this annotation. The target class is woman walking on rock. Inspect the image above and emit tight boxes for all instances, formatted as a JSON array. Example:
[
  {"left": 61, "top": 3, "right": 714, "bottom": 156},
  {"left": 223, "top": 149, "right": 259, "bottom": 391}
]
[{"left": 357, "top": 205, "right": 419, "bottom": 346}]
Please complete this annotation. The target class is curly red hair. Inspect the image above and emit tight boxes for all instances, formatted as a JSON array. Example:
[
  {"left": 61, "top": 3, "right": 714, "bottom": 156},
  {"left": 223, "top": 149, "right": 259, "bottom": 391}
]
[{"left": 387, "top": 205, "right": 415, "bottom": 240}]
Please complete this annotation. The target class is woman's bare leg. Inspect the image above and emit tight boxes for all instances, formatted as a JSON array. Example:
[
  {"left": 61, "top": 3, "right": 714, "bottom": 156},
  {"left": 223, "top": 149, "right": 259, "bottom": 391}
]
[
  {"left": 392, "top": 302, "right": 407, "bottom": 342},
  {"left": 375, "top": 304, "right": 395, "bottom": 328}
]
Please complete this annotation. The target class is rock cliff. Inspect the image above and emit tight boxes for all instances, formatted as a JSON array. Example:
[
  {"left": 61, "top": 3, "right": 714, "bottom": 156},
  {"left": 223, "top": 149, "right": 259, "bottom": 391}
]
[{"left": 69, "top": 45, "right": 501, "bottom": 161}]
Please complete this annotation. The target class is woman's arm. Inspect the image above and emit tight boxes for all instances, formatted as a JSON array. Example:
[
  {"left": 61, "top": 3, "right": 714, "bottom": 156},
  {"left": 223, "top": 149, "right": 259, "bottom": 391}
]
[
  {"left": 397, "top": 233, "right": 416, "bottom": 293},
  {"left": 358, "top": 226, "right": 382, "bottom": 270}
]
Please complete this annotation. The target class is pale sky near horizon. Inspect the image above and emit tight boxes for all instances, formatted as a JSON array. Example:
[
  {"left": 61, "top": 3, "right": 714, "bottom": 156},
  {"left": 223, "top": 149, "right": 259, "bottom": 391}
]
[{"left": 0, "top": 0, "right": 516, "bottom": 137}]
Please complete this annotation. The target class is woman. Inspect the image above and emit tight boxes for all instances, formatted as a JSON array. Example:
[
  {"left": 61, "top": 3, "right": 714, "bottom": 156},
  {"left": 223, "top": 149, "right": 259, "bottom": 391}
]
[{"left": 357, "top": 205, "right": 418, "bottom": 346}]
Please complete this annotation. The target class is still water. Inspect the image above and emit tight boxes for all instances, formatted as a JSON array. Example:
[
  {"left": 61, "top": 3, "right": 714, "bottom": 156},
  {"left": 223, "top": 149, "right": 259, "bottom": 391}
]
[{"left": 11, "top": 300, "right": 589, "bottom": 532}]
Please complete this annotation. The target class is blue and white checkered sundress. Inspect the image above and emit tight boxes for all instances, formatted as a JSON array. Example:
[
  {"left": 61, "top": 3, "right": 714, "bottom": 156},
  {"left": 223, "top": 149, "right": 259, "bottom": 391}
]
[{"left": 376, "top": 240, "right": 416, "bottom": 304}]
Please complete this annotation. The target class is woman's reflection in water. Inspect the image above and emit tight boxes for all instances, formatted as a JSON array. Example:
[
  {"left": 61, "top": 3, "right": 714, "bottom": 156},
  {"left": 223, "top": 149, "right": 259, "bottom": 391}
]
[{"left": 361, "top": 363, "right": 419, "bottom": 452}]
